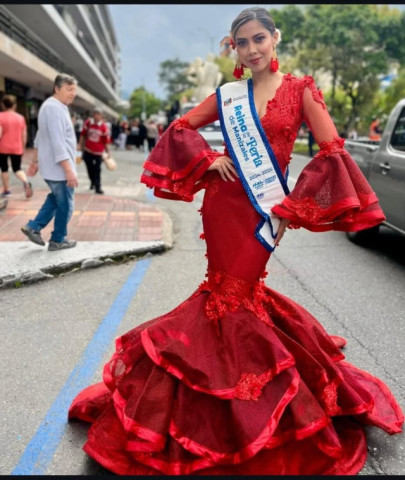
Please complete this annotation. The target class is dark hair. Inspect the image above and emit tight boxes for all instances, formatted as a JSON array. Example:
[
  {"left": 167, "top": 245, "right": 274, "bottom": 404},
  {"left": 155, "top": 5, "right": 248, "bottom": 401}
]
[
  {"left": 1, "top": 95, "right": 16, "bottom": 109},
  {"left": 231, "top": 7, "right": 276, "bottom": 39},
  {"left": 53, "top": 73, "right": 78, "bottom": 93}
]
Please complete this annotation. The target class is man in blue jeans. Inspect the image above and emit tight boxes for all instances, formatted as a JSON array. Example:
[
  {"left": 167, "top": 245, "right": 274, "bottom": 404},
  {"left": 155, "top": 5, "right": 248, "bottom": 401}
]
[{"left": 22, "top": 73, "right": 79, "bottom": 251}]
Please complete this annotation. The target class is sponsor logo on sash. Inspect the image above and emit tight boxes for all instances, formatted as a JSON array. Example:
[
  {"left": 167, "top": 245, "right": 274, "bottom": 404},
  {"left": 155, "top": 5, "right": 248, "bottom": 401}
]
[{"left": 216, "top": 79, "right": 289, "bottom": 251}]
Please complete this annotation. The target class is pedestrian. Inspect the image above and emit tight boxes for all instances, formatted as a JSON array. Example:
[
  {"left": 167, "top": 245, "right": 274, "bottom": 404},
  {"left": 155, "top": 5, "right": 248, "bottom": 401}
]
[
  {"left": 115, "top": 120, "right": 128, "bottom": 150},
  {"left": 138, "top": 119, "right": 147, "bottom": 152},
  {"left": 308, "top": 128, "right": 315, "bottom": 157},
  {"left": 22, "top": 73, "right": 78, "bottom": 251},
  {"left": 348, "top": 127, "right": 358, "bottom": 140},
  {"left": 369, "top": 116, "right": 383, "bottom": 141},
  {"left": 74, "top": 114, "right": 84, "bottom": 145},
  {"left": 79, "top": 107, "right": 110, "bottom": 194},
  {"left": 0, "top": 95, "right": 33, "bottom": 198},
  {"left": 145, "top": 118, "right": 159, "bottom": 151},
  {"left": 69, "top": 8, "right": 403, "bottom": 475}
]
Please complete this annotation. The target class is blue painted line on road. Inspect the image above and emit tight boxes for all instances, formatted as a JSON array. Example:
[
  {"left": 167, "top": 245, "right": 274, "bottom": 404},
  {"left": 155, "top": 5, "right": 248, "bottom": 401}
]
[
  {"left": 146, "top": 186, "right": 156, "bottom": 203},
  {"left": 11, "top": 258, "right": 152, "bottom": 475}
]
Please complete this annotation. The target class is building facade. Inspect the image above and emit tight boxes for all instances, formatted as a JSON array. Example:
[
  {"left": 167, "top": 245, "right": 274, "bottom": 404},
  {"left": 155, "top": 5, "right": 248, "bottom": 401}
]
[{"left": 0, "top": 4, "right": 122, "bottom": 145}]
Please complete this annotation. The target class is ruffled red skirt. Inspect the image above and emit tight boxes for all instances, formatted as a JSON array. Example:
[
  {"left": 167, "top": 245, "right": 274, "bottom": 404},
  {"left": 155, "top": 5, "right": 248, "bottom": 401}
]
[
  {"left": 69, "top": 170, "right": 402, "bottom": 475},
  {"left": 69, "top": 275, "right": 403, "bottom": 475}
]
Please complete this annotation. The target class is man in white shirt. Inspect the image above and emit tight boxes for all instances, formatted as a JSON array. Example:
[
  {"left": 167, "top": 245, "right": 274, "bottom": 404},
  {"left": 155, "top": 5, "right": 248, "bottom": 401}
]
[{"left": 21, "top": 73, "right": 79, "bottom": 251}]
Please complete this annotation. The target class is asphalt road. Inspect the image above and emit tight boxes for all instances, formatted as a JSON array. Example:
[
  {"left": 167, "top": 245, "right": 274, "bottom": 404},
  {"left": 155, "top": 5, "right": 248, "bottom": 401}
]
[{"left": 1, "top": 149, "right": 404, "bottom": 475}]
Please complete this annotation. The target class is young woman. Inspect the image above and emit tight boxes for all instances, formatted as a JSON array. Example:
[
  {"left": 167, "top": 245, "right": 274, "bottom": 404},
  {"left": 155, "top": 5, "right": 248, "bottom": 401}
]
[
  {"left": 0, "top": 95, "right": 33, "bottom": 198},
  {"left": 69, "top": 7, "right": 403, "bottom": 475}
]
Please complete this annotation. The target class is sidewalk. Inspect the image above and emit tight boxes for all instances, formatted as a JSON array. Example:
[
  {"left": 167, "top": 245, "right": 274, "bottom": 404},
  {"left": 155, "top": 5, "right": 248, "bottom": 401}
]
[{"left": 0, "top": 149, "right": 172, "bottom": 288}]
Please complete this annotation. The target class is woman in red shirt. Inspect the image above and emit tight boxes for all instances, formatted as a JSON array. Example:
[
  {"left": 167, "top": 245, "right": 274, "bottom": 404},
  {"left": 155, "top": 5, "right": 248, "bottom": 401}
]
[{"left": 0, "top": 95, "right": 33, "bottom": 198}]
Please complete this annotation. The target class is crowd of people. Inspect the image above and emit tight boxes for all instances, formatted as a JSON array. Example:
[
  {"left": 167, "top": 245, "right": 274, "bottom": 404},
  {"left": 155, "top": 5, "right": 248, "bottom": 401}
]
[{"left": 110, "top": 117, "right": 165, "bottom": 152}]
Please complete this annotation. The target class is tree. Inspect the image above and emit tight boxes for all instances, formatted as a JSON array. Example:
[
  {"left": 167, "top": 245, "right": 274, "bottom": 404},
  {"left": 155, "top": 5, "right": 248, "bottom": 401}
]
[
  {"left": 382, "top": 67, "right": 405, "bottom": 114},
  {"left": 158, "top": 58, "right": 193, "bottom": 104},
  {"left": 372, "top": 5, "right": 405, "bottom": 64},
  {"left": 129, "top": 87, "right": 162, "bottom": 119},
  {"left": 273, "top": 4, "right": 401, "bottom": 132},
  {"left": 269, "top": 5, "right": 306, "bottom": 56},
  {"left": 214, "top": 56, "right": 235, "bottom": 85}
]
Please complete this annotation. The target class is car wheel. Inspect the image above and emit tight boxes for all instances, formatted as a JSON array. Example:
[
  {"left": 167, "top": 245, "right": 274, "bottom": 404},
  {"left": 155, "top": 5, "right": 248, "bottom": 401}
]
[{"left": 346, "top": 225, "right": 380, "bottom": 245}]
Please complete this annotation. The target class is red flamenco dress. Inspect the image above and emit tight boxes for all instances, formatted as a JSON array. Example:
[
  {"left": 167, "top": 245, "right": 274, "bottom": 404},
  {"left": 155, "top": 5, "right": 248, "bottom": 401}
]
[{"left": 69, "top": 74, "right": 403, "bottom": 475}]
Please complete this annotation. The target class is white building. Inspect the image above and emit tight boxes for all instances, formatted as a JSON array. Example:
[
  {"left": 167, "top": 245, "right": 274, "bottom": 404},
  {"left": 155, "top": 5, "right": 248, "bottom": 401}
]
[{"left": 0, "top": 4, "right": 122, "bottom": 145}]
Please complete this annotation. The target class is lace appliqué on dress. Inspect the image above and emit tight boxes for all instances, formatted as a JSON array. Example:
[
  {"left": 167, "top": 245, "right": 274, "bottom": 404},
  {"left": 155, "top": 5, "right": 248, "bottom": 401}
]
[
  {"left": 197, "top": 270, "right": 274, "bottom": 336},
  {"left": 320, "top": 382, "right": 340, "bottom": 416},
  {"left": 235, "top": 370, "right": 274, "bottom": 401},
  {"left": 303, "top": 75, "right": 327, "bottom": 110},
  {"left": 316, "top": 137, "right": 346, "bottom": 159}
]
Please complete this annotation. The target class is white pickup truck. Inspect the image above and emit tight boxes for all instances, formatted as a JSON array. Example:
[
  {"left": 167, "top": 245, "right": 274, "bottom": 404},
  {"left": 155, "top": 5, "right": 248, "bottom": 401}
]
[{"left": 344, "top": 99, "right": 405, "bottom": 243}]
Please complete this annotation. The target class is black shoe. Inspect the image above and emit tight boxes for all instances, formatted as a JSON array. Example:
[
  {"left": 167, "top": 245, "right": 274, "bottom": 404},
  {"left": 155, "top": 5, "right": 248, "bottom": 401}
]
[
  {"left": 90, "top": 184, "right": 95, "bottom": 190},
  {"left": 95, "top": 189, "right": 104, "bottom": 194},
  {"left": 48, "top": 239, "right": 77, "bottom": 251},
  {"left": 21, "top": 225, "right": 45, "bottom": 246}
]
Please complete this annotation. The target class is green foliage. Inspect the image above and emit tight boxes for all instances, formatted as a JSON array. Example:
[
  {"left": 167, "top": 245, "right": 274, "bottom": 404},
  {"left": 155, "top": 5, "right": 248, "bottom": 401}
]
[
  {"left": 381, "top": 67, "right": 405, "bottom": 114},
  {"left": 158, "top": 58, "right": 194, "bottom": 105},
  {"left": 129, "top": 87, "right": 162, "bottom": 119},
  {"left": 272, "top": 3, "right": 403, "bottom": 134},
  {"left": 372, "top": 5, "right": 405, "bottom": 63},
  {"left": 269, "top": 5, "right": 305, "bottom": 56},
  {"left": 214, "top": 57, "right": 235, "bottom": 85}
]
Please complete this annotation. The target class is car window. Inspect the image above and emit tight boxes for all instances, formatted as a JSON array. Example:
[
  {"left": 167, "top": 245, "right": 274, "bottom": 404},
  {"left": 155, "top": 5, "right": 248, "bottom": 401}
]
[
  {"left": 199, "top": 120, "right": 222, "bottom": 131},
  {"left": 390, "top": 107, "right": 405, "bottom": 152}
]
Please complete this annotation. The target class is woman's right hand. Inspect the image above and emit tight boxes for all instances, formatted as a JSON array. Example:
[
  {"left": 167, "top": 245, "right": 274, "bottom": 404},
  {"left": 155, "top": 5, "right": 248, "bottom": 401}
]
[
  {"left": 27, "top": 161, "right": 38, "bottom": 177},
  {"left": 208, "top": 155, "right": 239, "bottom": 182}
]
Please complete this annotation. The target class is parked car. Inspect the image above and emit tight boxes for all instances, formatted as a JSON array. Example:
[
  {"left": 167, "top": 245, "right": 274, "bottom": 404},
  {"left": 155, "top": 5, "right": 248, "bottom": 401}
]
[
  {"left": 344, "top": 99, "right": 405, "bottom": 244},
  {"left": 198, "top": 120, "right": 224, "bottom": 151},
  {"left": 179, "top": 102, "right": 224, "bottom": 151}
]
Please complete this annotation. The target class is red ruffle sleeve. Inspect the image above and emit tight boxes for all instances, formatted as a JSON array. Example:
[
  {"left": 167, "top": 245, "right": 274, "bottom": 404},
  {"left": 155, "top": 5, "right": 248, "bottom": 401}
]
[
  {"left": 271, "top": 78, "right": 385, "bottom": 232},
  {"left": 140, "top": 95, "right": 222, "bottom": 202}
]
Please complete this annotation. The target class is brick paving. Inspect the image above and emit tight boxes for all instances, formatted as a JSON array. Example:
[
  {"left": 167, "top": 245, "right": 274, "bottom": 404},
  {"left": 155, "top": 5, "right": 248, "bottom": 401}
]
[{"left": 0, "top": 190, "right": 164, "bottom": 243}]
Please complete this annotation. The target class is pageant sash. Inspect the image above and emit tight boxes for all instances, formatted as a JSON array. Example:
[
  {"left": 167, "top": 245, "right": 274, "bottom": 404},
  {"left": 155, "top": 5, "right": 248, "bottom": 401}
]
[{"left": 216, "top": 79, "right": 290, "bottom": 251}]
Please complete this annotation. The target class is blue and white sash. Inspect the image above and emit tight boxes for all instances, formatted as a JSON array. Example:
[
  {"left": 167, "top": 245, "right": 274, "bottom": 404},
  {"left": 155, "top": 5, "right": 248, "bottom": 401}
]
[{"left": 216, "top": 79, "right": 290, "bottom": 251}]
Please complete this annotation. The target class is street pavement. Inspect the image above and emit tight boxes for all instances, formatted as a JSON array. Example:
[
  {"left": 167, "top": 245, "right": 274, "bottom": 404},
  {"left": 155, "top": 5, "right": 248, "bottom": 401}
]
[{"left": 0, "top": 148, "right": 172, "bottom": 289}]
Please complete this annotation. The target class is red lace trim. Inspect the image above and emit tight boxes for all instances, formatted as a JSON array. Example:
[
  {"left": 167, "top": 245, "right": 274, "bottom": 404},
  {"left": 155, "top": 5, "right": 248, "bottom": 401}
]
[
  {"left": 197, "top": 270, "right": 274, "bottom": 335},
  {"left": 272, "top": 191, "right": 381, "bottom": 232},
  {"left": 316, "top": 137, "right": 346, "bottom": 158},
  {"left": 142, "top": 148, "right": 214, "bottom": 180}
]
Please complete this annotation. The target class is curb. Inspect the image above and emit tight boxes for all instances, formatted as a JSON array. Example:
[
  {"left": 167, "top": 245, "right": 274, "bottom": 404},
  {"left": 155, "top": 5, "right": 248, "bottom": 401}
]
[
  {"left": 0, "top": 241, "right": 169, "bottom": 289},
  {"left": 0, "top": 207, "right": 174, "bottom": 289}
]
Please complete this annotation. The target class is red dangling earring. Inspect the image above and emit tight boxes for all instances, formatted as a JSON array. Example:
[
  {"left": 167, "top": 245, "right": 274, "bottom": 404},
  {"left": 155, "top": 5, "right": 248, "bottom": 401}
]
[
  {"left": 233, "top": 58, "right": 246, "bottom": 80},
  {"left": 270, "top": 48, "right": 279, "bottom": 73}
]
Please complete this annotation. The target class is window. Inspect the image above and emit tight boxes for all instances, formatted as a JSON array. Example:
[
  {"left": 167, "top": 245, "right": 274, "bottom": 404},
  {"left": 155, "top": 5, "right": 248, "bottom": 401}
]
[{"left": 390, "top": 107, "right": 405, "bottom": 152}]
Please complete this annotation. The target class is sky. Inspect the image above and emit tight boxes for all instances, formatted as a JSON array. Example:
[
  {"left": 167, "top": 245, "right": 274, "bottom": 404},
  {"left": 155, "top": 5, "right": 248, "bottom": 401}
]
[
  {"left": 108, "top": 4, "right": 284, "bottom": 100},
  {"left": 108, "top": 4, "right": 405, "bottom": 101}
]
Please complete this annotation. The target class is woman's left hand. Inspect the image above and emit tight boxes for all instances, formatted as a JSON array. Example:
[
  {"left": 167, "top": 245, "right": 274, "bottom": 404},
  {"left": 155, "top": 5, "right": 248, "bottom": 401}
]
[{"left": 275, "top": 218, "right": 291, "bottom": 246}]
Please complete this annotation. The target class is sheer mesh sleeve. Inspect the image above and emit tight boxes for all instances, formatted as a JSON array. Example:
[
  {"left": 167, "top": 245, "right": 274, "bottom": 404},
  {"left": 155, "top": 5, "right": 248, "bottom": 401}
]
[
  {"left": 140, "top": 94, "right": 222, "bottom": 201},
  {"left": 271, "top": 77, "right": 385, "bottom": 232}
]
